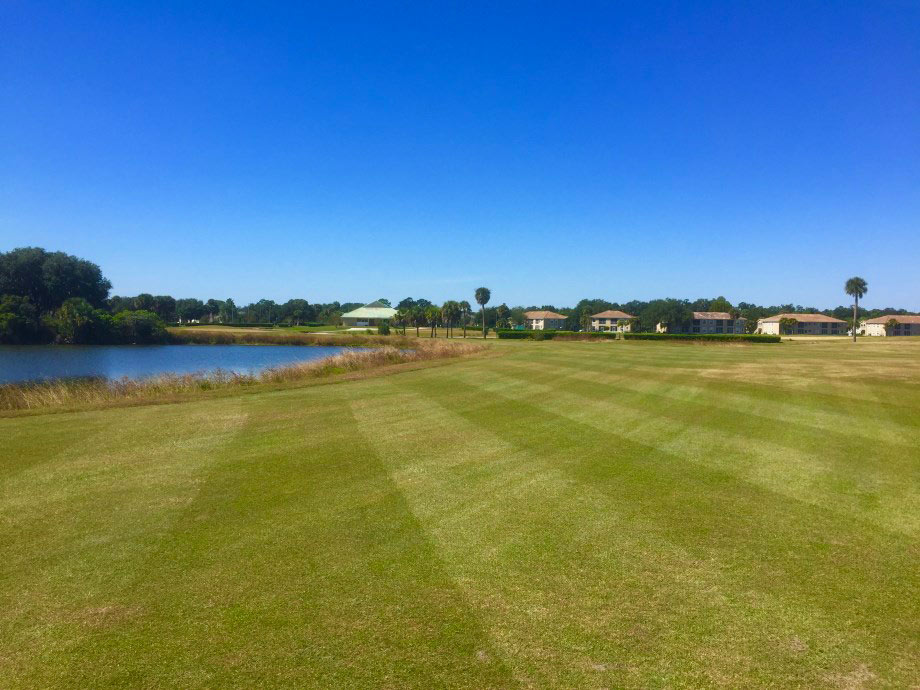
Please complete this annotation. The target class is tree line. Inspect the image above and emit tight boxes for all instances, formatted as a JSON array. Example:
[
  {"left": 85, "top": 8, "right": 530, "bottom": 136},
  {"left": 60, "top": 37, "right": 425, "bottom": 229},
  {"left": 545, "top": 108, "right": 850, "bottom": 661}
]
[{"left": 0, "top": 247, "right": 910, "bottom": 345}]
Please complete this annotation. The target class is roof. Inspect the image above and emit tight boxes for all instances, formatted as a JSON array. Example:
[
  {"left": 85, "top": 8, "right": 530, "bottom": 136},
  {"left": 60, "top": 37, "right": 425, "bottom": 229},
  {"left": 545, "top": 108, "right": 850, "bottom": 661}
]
[
  {"left": 759, "top": 313, "right": 846, "bottom": 323},
  {"left": 341, "top": 302, "right": 398, "bottom": 319},
  {"left": 591, "top": 310, "right": 636, "bottom": 319},
  {"left": 862, "top": 315, "right": 920, "bottom": 324},
  {"left": 693, "top": 311, "right": 742, "bottom": 320},
  {"left": 525, "top": 310, "right": 568, "bottom": 320}
]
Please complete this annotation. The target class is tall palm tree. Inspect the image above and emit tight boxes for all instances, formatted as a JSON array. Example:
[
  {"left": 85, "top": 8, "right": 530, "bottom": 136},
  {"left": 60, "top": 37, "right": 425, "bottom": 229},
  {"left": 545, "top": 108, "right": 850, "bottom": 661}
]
[
  {"left": 449, "top": 301, "right": 462, "bottom": 337},
  {"left": 395, "top": 308, "right": 409, "bottom": 335},
  {"left": 426, "top": 305, "right": 441, "bottom": 338},
  {"left": 459, "top": 300, "right": 471, "bottom": 338},
  {"left": 475, "top": 287, "right": 491, "bottom": 338},
  {"left": 844, "top": 276, "right": 868, "bottom": 342}
]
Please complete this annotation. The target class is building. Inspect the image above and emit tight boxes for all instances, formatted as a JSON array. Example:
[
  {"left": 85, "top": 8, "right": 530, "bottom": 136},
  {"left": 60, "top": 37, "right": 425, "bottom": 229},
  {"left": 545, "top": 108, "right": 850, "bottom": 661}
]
[
  {"left": 859, "top": 315, "right": 920, "bottom": 336},
  {"left": 590, "top": 310, "right": 636, "bottom": 332},
  {"left": 524, "top": 310, "right": 568, "bottom": 330},
  {"left": 757, "top": 313, "right": 846, "bottom": 335},
  {"left": 340, "top": 301, "right": 397, "bottom": 328},
  {"left": 656, "top": 312, "right": 746, "bottom": 334}
]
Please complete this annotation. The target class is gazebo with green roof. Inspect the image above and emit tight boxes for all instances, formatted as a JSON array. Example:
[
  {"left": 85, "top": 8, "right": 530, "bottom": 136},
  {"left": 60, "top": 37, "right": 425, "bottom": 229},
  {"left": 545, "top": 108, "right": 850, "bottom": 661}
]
[{"left": 340, "top": 301, "right": 398, "bottom": 328}]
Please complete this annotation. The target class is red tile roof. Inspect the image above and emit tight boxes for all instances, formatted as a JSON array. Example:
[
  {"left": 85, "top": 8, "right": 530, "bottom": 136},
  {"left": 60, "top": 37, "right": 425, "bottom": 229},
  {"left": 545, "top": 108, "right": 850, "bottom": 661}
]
[
  {"left": 862, "top": 315, "right": 920, "bottom": 324},
  {"left": 591, "top": 310, "right": 636, "bottom": 319},
  {"left": 759, "top": 313, "right": 846, "bottom": 323},
  {"left": 692, "top": 311, "right": 737, "bottom": 320},
  {"left": 525, "top": 310, "right": 568, "bottom": 320}
]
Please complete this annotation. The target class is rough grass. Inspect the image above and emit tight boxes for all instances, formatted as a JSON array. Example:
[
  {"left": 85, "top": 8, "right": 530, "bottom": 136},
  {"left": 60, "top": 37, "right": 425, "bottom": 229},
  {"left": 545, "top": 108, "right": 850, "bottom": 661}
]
[
  {"left": 168, "top": 325, "right": 408, "bottom": 346},
  {"left": 1, "top": 338, "right": 918, "bottom": 688},
  {"left": 0, "top": 341, "right": 485, "bottom": 412}
]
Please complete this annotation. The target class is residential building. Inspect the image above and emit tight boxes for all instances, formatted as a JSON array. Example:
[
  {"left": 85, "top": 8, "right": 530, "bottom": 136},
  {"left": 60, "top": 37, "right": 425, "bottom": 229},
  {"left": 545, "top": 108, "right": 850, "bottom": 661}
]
[
  {"left": 757, "top": 313, "right": 846, "bottom": 335},
  {"left": 859, "top": 315, "right": 920, "bottom": 336},
  {"left": 340, "top": 301, "right": 397, "bottom": 328},
  {"left": 656, "top": 312, "right": 746, "bottom": 334},
  {"left": 590, "top": 310, "right": 636, "bottom": 332},
  {"left": 525, "top": 310, "right": 568, "bottom": 330}
]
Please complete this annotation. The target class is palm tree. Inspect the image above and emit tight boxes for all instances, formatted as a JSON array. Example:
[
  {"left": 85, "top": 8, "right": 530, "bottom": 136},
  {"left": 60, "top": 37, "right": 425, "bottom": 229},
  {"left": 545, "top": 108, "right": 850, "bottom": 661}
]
[
  {"left": 495, "top": 303, "right": 510, "bottom": 330},
  {"left": 844, "top": 276, "right": 868, "bottom": 342},
  {"left": 425, "top": 305, "right": 441, "bottom": 338},
  {"left": 459, "top": 300, "right": 471, "bottom": 338},
  {"left": 475, "top": 287, "right": 491, "bottom": 338},
  {"left": 441, "top": 301, "right": 459, "bottom": 338},
  {"left": 395, "top": 308, "right": 410, "bottom": 335}
]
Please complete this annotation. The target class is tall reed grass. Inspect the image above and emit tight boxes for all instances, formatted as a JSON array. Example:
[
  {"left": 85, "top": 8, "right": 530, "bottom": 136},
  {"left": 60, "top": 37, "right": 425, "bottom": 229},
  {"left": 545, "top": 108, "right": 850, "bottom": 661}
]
[
  {"left": 168, "top": 327, "right": 407, "bottom": 347},
  {"left": 0, "top": 341, "right": 485, "bottom": 412}
]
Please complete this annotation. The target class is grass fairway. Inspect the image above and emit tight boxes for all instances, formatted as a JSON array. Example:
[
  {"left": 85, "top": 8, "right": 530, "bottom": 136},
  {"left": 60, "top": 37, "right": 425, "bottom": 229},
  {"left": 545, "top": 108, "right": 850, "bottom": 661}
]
[{"left": 2, "top": 340, "right": 918, "bottom": 687}]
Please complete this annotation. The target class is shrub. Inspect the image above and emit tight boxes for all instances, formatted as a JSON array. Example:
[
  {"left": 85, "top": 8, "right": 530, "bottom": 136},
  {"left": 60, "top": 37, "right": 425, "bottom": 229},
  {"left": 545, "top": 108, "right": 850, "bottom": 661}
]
[
  {"left": 377, "top": 321, "right": 390, "bottom": 335},
  {"left": 623, "top": 332, "right": 780, "bottom": 343},
  {"left": 495, "top": 329, "right": 618, "bottom": 340},
  {"left": 114, "top": 310, "right": 169, "bottom": 344}
]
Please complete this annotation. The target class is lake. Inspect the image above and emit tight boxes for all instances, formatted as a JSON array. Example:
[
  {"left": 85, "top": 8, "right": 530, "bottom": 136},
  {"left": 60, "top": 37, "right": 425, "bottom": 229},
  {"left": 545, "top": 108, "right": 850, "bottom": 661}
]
[{"left": 0, "top": 345, "right": 350, "bottom": 384}]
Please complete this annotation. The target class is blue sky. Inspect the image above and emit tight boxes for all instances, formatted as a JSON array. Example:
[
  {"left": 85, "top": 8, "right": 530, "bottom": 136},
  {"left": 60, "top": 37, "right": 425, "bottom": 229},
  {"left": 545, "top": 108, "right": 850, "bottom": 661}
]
[{"left": 2, "top": 1, "right": 918, "bottom": 308}]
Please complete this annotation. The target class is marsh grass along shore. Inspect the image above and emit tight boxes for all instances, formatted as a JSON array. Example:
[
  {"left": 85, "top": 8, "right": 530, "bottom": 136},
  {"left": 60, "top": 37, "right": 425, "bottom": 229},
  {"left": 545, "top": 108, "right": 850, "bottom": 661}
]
[{"left": 0, "top": 340, "right": 486, "bottom": 412}]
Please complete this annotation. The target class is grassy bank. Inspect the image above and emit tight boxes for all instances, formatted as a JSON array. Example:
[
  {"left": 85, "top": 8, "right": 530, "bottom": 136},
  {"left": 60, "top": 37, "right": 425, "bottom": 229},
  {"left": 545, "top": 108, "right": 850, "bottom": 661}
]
[
  {"left": 1, "top": 338, "right": 918, "bottom": 687},
  {"left": 0, "top": 340, "right": 485, "bottom": 413},
  {"left": 168, "top": 325, "right": 406, "bottom": 346}
]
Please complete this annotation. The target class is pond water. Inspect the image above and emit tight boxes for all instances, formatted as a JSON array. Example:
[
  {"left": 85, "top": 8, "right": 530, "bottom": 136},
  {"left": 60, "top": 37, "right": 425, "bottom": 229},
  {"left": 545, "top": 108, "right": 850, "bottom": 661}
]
[{"left": 0, "top": 345, "right": 350, "bottom": 384}]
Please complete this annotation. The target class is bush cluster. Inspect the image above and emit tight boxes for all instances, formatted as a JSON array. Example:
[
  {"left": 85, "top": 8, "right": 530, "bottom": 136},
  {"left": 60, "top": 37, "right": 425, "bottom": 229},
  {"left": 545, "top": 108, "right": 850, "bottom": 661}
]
[
  {"left": 496, "top": 329, "right": 616, "bottom": 340},
  {"left": 623, "top": 332, "right": 780, "bottom": 343},
  {"left": 0, "top": 296, "right": 169, "bottom": 345},
  {"left": 495, "top": 329, "right": 780, "bottom": 343}
]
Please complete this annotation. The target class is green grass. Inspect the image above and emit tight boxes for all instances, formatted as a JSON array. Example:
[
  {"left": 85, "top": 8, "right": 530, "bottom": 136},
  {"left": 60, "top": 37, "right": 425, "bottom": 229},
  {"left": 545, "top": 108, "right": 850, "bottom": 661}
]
[{"left": 2, "top": 339, "right": 918, "bottom": 687}]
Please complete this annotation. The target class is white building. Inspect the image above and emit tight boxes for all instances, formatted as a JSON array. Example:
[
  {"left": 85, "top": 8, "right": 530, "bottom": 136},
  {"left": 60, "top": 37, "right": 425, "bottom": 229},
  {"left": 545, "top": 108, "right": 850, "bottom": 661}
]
[
  {"left": 341, "top": 301, "right": 397, "bottom": 328},
  {"left": 859, "top": 315, "right": 920, "bottom": 336},
  {"left": 524, "top": 310, "right": 568, "bottom": 330},
  {"left": 757, "top": 313, "right": 846, "bottom": 335},
  {"left": 590, "top": 310, "right": 636, "bottom": 332}
]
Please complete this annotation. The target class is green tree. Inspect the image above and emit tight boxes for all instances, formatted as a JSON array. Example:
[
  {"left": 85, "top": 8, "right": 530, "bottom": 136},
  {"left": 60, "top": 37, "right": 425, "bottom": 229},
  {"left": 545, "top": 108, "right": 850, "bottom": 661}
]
[
  {"left": 709, "top": 296, "right": 733, "bottom": 313},
  {"left": 114, "top": 310, "right": 169, "bottom": 344},
  {"left": 441, "top": 301, "right": 461, "bottom": 337},
  {"left": 779, "top": 317, "right": 798, "bottom": 336},
  {"left": 219, "top": 298, "right": 237, "bottom": 323},
  {"left": 844, "top": 277, "right": 868, "bottom": 342},
  {"left": 459, "top": 300, "right": 472, "bottom": 337},
  {"left": 0, "top": 247, "right": 111, "bottom": 313},
  {"left": 0, "top": 295, "right": 45, "bottom": 344},
  {"left": 884, "top": 318, "right": 898, "bottom": 335},
  {"left": 579, "top": 310, "right": 591, "bottom": 332},
  {"left": 153, "top": 295, "right": 178, "bottom": 322},
  {"left": 495, "top": 303, "right": 511, "bottom": 329},
  {"left": 425, "top": 305, "right": 441, "bottom": 337},
  {"left": 176, "top": 298, "right": 206, "bottom": 323},
  {"left": 475, "top": 287, "right": 491, "bottom": 338},
  {"left": 395, "top": 307, "right": 410, "bottom": 335},
  {"left": 47, "top": 298, "right": 114, "bottom": 344}
]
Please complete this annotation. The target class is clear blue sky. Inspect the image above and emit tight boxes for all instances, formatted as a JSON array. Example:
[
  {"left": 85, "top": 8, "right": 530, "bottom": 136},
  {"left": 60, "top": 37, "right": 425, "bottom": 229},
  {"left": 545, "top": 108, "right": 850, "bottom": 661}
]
[{"left": 2, "top": 1, "right": 918, "bottom": 309}]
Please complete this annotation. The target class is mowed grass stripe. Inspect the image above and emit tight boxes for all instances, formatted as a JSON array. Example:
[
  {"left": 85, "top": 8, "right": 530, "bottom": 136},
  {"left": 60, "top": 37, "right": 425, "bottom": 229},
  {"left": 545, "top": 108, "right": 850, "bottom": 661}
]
[
  {"left": 348, "top": 377, "right": 743, "bottom": 687},
  {"left": 509, "top": 345, "right": 920, "bottom": 432},
  {"left": 14, "top": 392, "right": 518, "bottom": 689},
  {"left": 397, "top": 370, "right": 919, "bottom": 687},
  {"left": 481, "top": 359, "right": 920, "bottom": 535},
  {"left": 0, "top": 400, "right": 251, "bottom": 686}
]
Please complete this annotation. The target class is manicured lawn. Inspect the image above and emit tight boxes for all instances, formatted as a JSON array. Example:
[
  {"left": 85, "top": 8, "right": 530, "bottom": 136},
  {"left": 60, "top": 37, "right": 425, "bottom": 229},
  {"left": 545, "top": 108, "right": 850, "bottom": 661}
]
[{"left": 2, "top": 339, "right": 918, "bottom": 687}]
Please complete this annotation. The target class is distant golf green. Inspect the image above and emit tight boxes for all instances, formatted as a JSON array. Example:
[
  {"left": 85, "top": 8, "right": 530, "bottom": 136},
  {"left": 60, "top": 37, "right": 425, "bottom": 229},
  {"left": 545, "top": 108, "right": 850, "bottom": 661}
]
[{"left": 2, "top": 339, "right": 918, "bottom": 687}]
